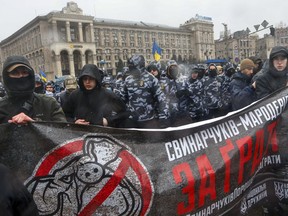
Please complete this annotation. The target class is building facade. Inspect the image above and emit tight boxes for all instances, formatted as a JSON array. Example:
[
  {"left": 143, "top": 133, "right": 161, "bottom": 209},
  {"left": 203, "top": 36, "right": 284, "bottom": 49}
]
[
  {"left": 215, "top": 25, "right": 288, "bottom": 64},
  {"left": 0, "top": 2, "right": 215, "bottom": 81}
]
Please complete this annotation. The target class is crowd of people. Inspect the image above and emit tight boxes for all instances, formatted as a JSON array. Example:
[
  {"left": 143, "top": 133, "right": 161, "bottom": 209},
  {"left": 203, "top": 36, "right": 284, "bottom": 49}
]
[
  {"left": 0, "top": 45, "right": 287, "bottom": 128},
  {"left": 0, "top": 45, "right": 287, "bottom": 215}
]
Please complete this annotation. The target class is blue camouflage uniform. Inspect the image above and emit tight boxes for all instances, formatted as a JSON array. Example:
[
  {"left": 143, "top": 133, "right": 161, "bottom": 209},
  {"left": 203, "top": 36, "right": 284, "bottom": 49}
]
[
  {"left": 185, "top": 68, "right": 208, "bottom": 121},
  {"left": 201, "top": 64, "right": 223, "bottom": 118},
  {"left": 165, "top": 60, "right": 191, "bottom": 126},
  {"left": 120, "top": 55, "right": 169, "bottom": 128}
]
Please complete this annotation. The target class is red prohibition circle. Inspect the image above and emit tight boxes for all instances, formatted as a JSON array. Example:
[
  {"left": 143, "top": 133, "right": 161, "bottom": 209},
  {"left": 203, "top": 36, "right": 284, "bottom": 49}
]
[{"left": 32, "top": 138, "right": 153, "bottom": 216}]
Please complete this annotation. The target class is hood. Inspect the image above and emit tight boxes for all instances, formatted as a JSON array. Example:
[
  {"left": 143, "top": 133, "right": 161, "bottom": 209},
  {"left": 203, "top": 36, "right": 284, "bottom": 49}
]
[
  {"left": 269, "top": 46, "right": 288, "bottom": 67},
  {"left": 78, "top": 64, "right": 103, "bottom": 91},
  {"left": 268, "top": 46, "right": 288, "bottom": 77},
  {"left": 2, "top": 55, "right": 35, "bottom": 98}
]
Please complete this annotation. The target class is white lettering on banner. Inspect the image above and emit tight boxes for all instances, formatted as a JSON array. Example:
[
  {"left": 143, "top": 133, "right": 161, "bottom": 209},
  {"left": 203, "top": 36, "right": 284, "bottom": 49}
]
[
  {"left": 247, "top": 190, "right": 267, "bottom": 207},
  {"left": 259, "top": 155, "right": 281, "bottom": 169},
  {"left": 240, "top": 184, "right": 268, "bottom": 214},
  {"left": 165, "top": 120, "right": 240, "bottom": 161},
  {"left": 188, "top": 179, "right": 253, "bottom": 216},
  {"left": 247, "top": 183, "right": 266, "bottom": 199},
  {"left": 165, "top": 96, "right": 288, "bottom": 162},
  {"left": 239, "top": 96, "right": 288, "bottom": 131}
]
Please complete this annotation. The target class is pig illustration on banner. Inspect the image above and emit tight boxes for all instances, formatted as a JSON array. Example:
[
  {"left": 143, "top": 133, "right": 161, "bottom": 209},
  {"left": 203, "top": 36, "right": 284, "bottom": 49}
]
[{"left": 25, "top": 134, "right": 153, "bottom": 215}]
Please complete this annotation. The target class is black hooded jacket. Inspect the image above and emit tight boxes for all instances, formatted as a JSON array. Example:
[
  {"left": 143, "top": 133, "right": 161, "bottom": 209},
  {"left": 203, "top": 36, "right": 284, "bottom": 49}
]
[
  {"left": 0, "top": 56, "right": 66, "bottom": 123},
  {"left": 63, "top": 64, "right": 127, "bottom": 127},
  {"left": 255, "top": 46, "right": 288, "bottom": 99}
]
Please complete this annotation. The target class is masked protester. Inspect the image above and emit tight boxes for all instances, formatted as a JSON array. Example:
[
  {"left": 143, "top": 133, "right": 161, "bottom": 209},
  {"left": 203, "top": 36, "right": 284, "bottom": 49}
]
[
  {"left": 201, "top": 63, "right": 224, "bottom": 119},
  {"left": 0, "top": 55, "right": 66, "bottom": 124},
  {"left": 185, "top": 67, "right": 208, "bottom": 122},
  {"left": 119, "top": 55, "right": 169, "bottom": 128},
  {"left": 34, "top": 74, "right": 45, "bottom": 94},
  {"left": 165, "top": 60, "right": 191, "bottom": 126}
]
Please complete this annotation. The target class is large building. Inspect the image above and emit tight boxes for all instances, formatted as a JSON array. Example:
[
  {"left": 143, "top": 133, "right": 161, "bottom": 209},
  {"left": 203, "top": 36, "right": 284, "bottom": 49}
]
[
  {"left": 0, "top": 2, "right": 215, "bottom": 80},
  {"left": 215, "top": 24, "right": 288, "bottom": 64}
]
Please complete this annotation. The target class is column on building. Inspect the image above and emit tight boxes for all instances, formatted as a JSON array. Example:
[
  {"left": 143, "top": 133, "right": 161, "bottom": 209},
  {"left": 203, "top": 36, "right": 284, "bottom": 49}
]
[
  {"left": 66, "top": 21, "right": 71, "bottom": 42},
  {"left": 55, "top": 55, "right": 62, "bottom": 77},
  {"left": 135, "top": 31, "right": 139, "bottom": 48},
  {"left": 111, "top": 49, "right": 116, "bottom": 75},
  {"left": 52, "top": 20, "right": 58, "bottom": 42},
  {"left": 90, "top": 23, "right": 94, "bottom": 43},
  {"left": 118, "top": 30, "right": 122, "bottom": 48},
  {"left": 78, "top": 22, "right": 83, "bottom": 42},
  {"left": 92, "top": 54, "right": 97, "bottom": 65},
  {"left": 126, "top": 31, "right": 130, "bottom": 52},
  {"left": 82, "top": 54, "right": 86, "bottom": 68},
  {"left": 100, "top": 29, "right": 104, "bottom": 46},
  {"left": 69, "top": 54, "right": 75, "bottom": 76}
]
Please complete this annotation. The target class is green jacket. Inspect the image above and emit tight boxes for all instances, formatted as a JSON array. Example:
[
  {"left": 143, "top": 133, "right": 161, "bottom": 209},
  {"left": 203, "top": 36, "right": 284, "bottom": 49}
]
[{"left": 0, "top": 93, "right": 66, "bottom": 123}]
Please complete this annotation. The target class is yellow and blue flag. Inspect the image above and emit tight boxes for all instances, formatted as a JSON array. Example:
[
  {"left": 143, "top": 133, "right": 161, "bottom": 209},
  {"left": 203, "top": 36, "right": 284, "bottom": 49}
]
[
  {"left": 40, "top": 69, "right": 47, "bottom": 83},
  {"left": 152, "top": 41, "right": 162, "bottom": 61}
]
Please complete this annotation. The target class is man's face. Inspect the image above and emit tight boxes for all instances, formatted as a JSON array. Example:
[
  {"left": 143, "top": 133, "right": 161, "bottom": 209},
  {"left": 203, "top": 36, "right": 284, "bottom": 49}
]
[
  {"left": 191, "top": 72, "right": 198, "bottom": 79},
  {"left": 242, "top": 67, "right": 254, "bottom": 77},
  {"left": 8, "top": 66, "right": 30, "bottom": 78},
  {"left": 82, "top": 76, "right": 96, "bottom": 90},
  {"left": 46, "top": 85, "right": 54, "bottom": 92},
  {"left": 273, "top": 56, "right": 288, "bottom": 71},
  {"left": 150, "top": 68, "right": 159, "bottom": 77}
]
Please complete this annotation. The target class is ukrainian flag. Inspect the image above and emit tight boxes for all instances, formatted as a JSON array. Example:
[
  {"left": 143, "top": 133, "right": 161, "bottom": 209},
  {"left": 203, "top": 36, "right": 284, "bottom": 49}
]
[
  {"left": 40, "top": 69, "right": 47, "bottom": 83},
  {"left": 152, "top": 41, "right": 162, "bottom": 61}
]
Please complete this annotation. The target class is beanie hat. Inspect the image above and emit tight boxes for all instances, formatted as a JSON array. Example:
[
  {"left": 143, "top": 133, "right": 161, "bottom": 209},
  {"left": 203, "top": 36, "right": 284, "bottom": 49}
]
[{"left": 240, "top": 59, "right": 255, "bottom": 71}]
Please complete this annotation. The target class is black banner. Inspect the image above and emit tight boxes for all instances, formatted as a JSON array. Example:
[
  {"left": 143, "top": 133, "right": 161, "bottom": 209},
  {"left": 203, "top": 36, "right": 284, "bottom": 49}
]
[{"left": 1, "top": 87, "right": 288, "bottom": 215}]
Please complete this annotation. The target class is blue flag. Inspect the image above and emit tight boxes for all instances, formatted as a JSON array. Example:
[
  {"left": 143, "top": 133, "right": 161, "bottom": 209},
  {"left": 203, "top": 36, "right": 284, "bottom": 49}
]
[{"left": 152, "top": 41, "right": 162, "bottom": 61}]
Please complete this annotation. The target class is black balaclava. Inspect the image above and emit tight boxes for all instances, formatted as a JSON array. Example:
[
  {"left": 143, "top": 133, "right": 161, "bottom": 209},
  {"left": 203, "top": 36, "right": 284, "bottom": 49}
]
[
  {"left": 208, "top": 63, "right": 218, "bottom": 77},
  {"left": 2, "top": 56, "right": 35, "bottom": 99}
]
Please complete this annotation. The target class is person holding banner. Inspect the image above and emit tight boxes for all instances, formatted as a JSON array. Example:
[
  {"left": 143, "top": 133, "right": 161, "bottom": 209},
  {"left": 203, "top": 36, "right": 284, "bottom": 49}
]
[
  {"left": 63, "top": 64, "right": 127, "bottom": 127},
  {"left": 255, "top": 46, "right": 288, "bottom": 99},
  {"left": 0, "top": 55, "right": 66, "bottom": 124}
]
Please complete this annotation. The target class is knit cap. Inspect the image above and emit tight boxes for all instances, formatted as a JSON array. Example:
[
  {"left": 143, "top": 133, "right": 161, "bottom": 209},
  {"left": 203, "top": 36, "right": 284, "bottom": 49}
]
[{"left": 240, "top": 59, "right": 255, "bottom": 71}]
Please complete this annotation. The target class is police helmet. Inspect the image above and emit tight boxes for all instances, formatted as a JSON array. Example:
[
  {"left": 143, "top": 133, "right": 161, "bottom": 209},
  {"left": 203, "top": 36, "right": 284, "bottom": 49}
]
[{"left": 127, "top": 55, "right": 145, "bottom": 72}]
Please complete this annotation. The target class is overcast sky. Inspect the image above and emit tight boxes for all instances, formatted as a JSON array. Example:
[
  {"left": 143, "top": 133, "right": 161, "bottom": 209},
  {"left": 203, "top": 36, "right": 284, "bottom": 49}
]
[{"left": 0, "top": 0, "right": 287, "bottom": 41}]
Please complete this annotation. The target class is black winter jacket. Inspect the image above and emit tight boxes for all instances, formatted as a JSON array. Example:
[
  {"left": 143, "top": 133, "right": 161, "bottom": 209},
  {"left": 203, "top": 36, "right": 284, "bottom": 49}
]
[
  {"left": 0, "top": 164, "right": 39, "bottom": 216},
  {"left": 63, "top": 64, "right": 127, "bottom": 127},
  {"left": 229, "top": 72, "right": 256, "bottom": 111},
  {"left": 255, "top": 46, "right": 288, "bottom": 99},
  {"left": 63, "top": 87, "right": 127, "bottom": 127}
]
